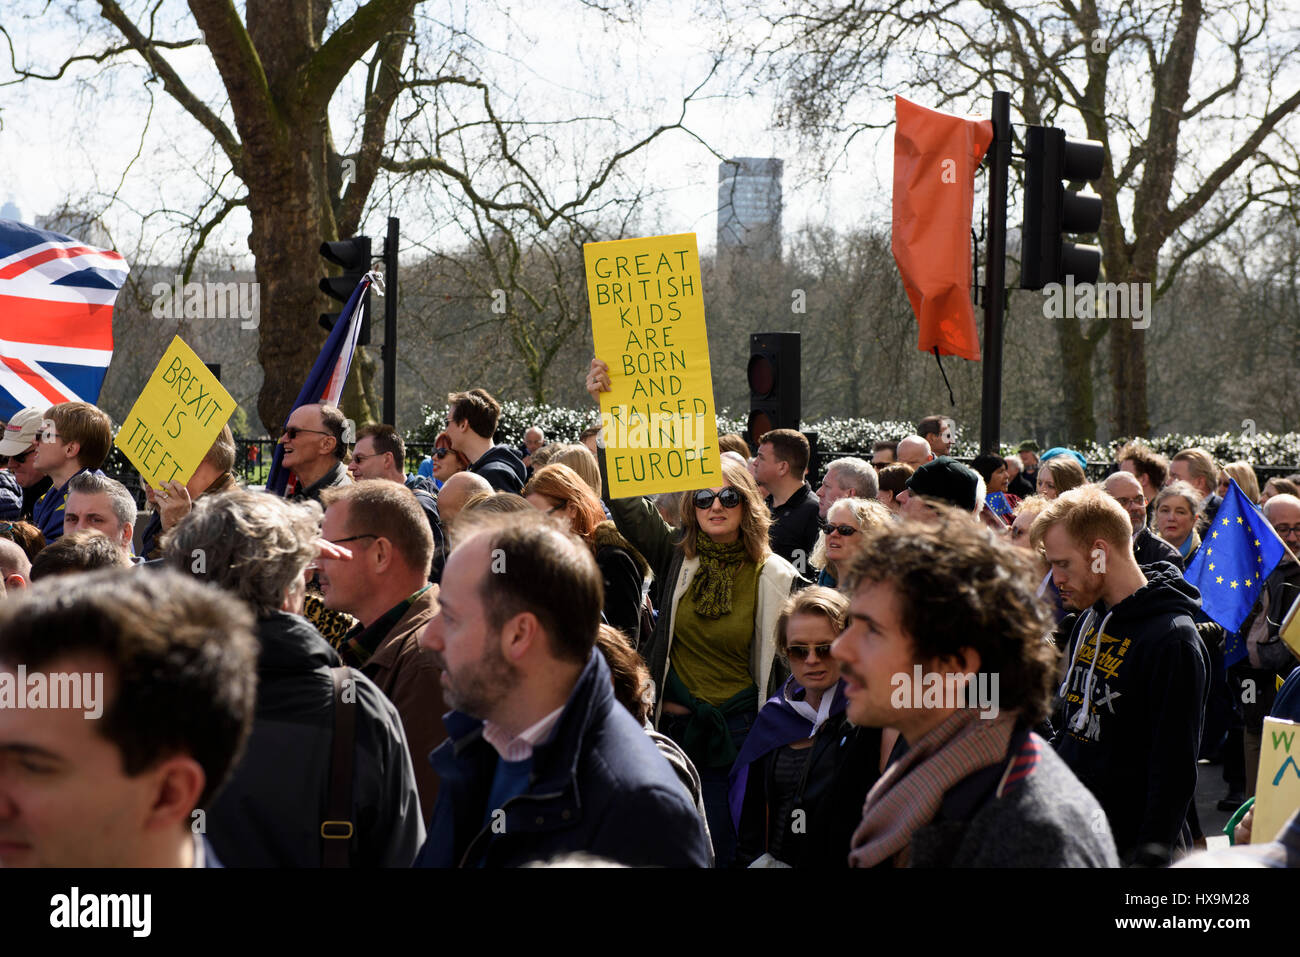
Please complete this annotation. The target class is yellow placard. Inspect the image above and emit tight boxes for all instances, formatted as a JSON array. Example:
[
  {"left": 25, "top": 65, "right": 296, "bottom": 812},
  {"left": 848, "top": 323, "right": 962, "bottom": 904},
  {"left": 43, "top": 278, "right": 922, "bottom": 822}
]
[
  {"left": 117, "top": 336, "right": 235, "bottom": 489},
  {"left": 1252, "top": 716, "right": 1300, "bottom": 844},
  {"left": 584, "top": 233, "right": 721, "bottom": 498}
]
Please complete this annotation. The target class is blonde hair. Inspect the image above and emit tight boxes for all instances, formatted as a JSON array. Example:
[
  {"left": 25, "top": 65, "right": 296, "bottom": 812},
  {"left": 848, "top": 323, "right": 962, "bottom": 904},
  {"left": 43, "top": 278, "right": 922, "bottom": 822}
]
[
  {"left": 1013, "top": 494, "right": 1050, "bottom": 521},
  {"left": 1172, "top": 448, "right": 1219, "bottom": 492},
  {"left": 810, "top": 496, "right": 892, "bottom": 571},
  {"left": 1221, "top": 461, "right": 1260, "bottom": 504},
  {"left": 1030, "top": 484, "right": 1132, "bottom": 553},
  {"left": 524, "top": 463, "right": 606, "bottom": 545},
  {"left": 1040, "top": 456, "right": 1087, "bottom": 496},
  {"left": 775, "top": 586, "right": 848, "bottom": 658},
  {"left": 548, "top": 443, "right": 601, "bottom": 497},
  {"left": 678, "top": 458, "right": 771, "bottom": 564}
]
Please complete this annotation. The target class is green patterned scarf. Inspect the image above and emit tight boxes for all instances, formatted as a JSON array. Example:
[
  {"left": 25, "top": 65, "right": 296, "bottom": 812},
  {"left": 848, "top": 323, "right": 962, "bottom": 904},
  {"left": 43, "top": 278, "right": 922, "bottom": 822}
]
[{"left": 691, "top": 537, "right": 747, "bottom": 619}]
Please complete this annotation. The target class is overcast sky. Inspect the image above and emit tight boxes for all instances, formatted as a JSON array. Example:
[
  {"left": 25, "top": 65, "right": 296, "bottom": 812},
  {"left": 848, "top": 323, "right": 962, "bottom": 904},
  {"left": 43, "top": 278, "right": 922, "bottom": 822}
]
[
  {"left": 3, "top": 0, "right": 1290, "bottom": 273},
  {"left": 0, "top": 0, "right": 910, "bottom": 267}
]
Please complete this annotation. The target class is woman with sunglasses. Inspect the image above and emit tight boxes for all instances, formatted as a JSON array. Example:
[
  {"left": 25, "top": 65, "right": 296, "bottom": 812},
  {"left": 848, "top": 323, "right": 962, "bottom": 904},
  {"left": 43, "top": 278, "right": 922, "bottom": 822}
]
[
  {"left": 809, "top": 497, "right": 891, "bottom": 588},
  {"left": 523, "top": 463, "right": 649, "bottom": 639},
  {"left": 729, "top": 587, "right": 880, "bottom": 868},
  {"left": 585, "top": 357, "right": 801, "bottom": 866},
  {"left": 430, "top": 431, "right": 470, "bottom": 488}
]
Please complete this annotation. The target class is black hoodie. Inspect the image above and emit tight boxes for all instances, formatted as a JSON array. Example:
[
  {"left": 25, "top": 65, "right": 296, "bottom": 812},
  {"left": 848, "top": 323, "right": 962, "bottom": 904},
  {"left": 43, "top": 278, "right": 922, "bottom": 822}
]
[
  {"left": 1052, "top": 561, "right": 1209, "bottom": 865},
  {"left": 469, "top": 443, "right": 527, "bottom": 494}
]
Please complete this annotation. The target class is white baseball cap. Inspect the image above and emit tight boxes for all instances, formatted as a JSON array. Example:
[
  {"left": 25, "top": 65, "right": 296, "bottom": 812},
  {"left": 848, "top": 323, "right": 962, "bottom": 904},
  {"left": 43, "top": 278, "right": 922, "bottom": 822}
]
[{"left": 0, "top": 406, "right": 45, "bottom": 457}]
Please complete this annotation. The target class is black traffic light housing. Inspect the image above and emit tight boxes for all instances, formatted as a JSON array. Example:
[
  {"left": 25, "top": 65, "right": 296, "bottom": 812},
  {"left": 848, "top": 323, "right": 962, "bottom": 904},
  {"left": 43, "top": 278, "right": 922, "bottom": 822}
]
[
  {"left": 319, "top": 235, "right": 372, "bottom": 344},
  {"left": 1020, "top": 126, "right": 1104, "bottom": 290},
  {"left": 746, "top": 332, "right": 800, "bottom": 449}
]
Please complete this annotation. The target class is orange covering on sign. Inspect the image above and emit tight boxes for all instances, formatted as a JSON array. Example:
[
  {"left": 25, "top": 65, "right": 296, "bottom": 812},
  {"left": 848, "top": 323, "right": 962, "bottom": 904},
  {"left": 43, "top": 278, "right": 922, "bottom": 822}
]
[{"left": 891, "top": 96, "right": 993, "bottom": 361}]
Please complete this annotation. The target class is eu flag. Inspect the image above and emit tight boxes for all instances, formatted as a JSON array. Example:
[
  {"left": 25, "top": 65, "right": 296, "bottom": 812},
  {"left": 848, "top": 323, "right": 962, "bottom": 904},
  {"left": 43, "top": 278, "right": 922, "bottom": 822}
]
[{"left": 1186, "top": 478, "right": 1286, "bottom": 666}]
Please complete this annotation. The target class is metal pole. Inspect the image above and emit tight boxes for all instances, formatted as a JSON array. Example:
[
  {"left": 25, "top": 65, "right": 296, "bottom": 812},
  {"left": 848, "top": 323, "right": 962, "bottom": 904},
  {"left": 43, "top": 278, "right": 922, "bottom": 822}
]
[
  {"left": 980, "top": 91, "right": 1010, "bottom": 454},
  {"left": 383, "top": 216, "right": 399, "bottom": 427}
]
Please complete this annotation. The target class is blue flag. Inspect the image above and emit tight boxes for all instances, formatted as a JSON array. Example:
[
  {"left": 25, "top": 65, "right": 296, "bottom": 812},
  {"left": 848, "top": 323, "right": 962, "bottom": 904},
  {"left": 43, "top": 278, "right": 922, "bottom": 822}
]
[
  {"left": 265, "top": 275, "right": 372, "bottom": 496},
  {"left": 1185, "top": 478, "right": 1286, "bottom": 666}
]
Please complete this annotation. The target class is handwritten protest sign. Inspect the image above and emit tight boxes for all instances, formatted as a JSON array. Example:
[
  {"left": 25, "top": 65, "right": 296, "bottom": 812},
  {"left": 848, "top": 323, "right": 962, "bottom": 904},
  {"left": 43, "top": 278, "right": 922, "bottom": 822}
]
[
  {"left": 584, "top": 233, "right": 720, "bottom": 498},
  {"left": 117, "top": 336, "right": 234, "bottom": 489},
  {"left": 1252, "top": 716, "right": 1300, "bottom": 844}
]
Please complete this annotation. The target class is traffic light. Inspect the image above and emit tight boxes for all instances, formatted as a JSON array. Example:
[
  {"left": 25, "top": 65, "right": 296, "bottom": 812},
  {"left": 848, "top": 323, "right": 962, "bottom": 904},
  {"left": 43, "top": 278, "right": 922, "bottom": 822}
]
[
  {"left": 746, "top": 332, "right": 800, "bottom": 448},
  {"left": 319, "top": 235, "right": 372, "bottom": 344},
  {"left": 1019, "top": 126, "right": 1104, "bottom": 290}
]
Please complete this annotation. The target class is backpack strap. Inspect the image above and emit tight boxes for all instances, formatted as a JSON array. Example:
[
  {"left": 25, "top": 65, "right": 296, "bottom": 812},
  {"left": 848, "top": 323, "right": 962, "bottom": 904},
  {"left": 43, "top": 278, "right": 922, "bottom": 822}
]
[{"left": 323, "top": 666, "right": 357, "bottom": 867}]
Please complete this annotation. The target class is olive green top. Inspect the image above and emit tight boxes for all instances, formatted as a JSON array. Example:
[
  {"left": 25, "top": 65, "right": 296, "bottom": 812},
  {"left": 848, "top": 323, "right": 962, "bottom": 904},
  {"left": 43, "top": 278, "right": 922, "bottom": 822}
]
[{"left": 670, "top": 560, "right": 759, "bottom": 705}]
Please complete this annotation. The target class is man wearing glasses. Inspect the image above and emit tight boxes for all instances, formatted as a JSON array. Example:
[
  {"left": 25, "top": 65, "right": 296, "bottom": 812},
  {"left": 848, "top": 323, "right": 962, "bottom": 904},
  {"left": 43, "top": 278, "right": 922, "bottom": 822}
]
[
  {"left": 318, "top": 480, "right": 445, "bottom": 822},
  {"left": 348, "top": 424, "right": 442, "bottom": 570},
  {"left": 278, "top": 403, "right": 352, "bottom": 503},
  {"left": 0, "top": 407, "right": 51, "bottom": 521},
  {"left": 1102, "top": 471, "right": 1183, "bottom": 572}
]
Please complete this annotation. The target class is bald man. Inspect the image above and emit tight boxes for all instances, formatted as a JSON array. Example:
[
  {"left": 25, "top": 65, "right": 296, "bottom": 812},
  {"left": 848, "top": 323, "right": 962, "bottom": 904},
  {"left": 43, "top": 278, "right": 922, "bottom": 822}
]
[
  {"left": 896, "top": 435, "right": 934, "bottom": 470},
  {"left": 0, "top": 538, "right": 31, "bottom": 591},
  {"left": 1102, "top": 471, "right": 1182, "bottom": 571},
  {"left": 437, "top": 471, "right": 491, "bottom": 528}
]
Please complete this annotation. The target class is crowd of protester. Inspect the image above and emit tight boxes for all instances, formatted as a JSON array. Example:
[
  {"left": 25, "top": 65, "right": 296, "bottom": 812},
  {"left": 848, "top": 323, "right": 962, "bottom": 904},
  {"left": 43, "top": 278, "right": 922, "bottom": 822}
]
[{"left": 0, "top": 376, "right": 1298, "bottom": 870}]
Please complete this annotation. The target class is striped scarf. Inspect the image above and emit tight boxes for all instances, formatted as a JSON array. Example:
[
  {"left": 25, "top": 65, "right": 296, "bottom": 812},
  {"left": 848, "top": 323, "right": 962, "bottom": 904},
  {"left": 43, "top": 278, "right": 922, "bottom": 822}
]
[{"left": 848, "top": 709, "right": 1015, "bottom": 868}]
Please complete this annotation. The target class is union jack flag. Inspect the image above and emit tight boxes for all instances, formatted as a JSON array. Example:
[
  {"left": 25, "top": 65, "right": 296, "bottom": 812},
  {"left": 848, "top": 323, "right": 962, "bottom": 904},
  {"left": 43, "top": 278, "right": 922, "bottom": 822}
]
[
  {"left": 0, "top": 219, "right": 126, "bottom": 420},
  {"left": 265, "top": 273, "right": 374, "bottom": 496}
]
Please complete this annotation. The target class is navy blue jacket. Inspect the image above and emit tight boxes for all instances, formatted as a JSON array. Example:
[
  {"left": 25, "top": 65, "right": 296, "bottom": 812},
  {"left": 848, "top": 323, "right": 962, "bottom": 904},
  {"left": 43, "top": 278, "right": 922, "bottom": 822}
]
[
  {"left": 32, "top": 467, "right": 97, "bottom": 544},
  {"left": 0, "top": 469, "right": 20, "bottom": 521},
  {"left": 469, "top": 444, "right": 526, "bottom": 494},
  {"left": 414, "top": 649, "right": 712, "bottom": 868}
]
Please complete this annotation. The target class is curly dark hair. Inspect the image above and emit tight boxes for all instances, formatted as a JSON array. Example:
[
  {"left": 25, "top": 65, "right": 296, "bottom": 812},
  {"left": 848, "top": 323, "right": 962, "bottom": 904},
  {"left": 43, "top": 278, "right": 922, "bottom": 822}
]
[{"left": 840, "top": 505, "right": 1060, "bottom": 725}]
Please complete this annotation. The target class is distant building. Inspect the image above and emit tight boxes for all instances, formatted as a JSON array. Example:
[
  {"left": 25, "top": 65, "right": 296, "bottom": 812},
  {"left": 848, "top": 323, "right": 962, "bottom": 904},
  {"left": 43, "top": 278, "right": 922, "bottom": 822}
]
[
  {"left": 36, "top": 206, "right": 113, "bottom": 248},
  {"left": 1, "top": 196, "right": 21, "bottom": 223},
  {"left": 717, "top": 157, "right": 783, "bottom": 261}
]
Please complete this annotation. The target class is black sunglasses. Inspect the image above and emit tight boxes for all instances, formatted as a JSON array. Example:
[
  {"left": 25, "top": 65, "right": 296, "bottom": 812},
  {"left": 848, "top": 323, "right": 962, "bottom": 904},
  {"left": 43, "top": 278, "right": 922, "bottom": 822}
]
[
  {"left": 433, "top": 448, "right": 453, "bottom": 459},
  {"left": 787, "top": 643, "right": 834, "bottom": 661},
  {"left": 693, "top": 487, "right": 742, "bottom": 510},
  {"left": 825, "top": 523, "right": 858, "bottom": 537},
  {"left": 282, "top": 426, "right": 334, "bottom": 441},
  {"left": 0, "top": 447, "right": 34, "bottom": 466}
]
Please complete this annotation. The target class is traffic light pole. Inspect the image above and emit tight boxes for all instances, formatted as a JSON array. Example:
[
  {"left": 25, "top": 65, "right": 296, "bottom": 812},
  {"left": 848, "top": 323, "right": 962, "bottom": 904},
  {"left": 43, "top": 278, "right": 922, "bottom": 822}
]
[
  {"left": 979, "top": 90, "right": 1011, "bottom": 455},
  {"left": 383, "top": 216, "right": 398, "bottom": 427}
]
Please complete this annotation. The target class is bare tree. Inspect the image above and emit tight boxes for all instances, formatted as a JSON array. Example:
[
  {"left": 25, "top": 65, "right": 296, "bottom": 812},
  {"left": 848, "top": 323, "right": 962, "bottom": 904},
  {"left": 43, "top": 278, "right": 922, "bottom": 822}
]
[
  {"left": 2, "top": 1, "right": 711, "bottom": 431},
  {"left": 747, "top": 0, "right": 1300, "bottom": 441}
]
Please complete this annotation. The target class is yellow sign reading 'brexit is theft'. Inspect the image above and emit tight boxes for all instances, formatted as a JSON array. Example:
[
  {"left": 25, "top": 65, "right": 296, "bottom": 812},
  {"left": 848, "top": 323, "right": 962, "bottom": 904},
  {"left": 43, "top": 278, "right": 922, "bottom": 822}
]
[
  {"left": 584, "top": 233, "right": 721, "bottom": 499},
  {"left": 117, "top": 336, "right": 235, "bottom": 489}
]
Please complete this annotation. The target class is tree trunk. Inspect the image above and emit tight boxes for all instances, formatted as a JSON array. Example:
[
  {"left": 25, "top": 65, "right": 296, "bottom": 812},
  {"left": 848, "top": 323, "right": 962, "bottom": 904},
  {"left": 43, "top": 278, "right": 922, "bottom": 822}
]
[
  {"left": 1055, "top": 315, "right": 1102, "bottom": 442},
  {"left": 1108, "top": 266, "right": 1153, "bottom": 437},
  {"left": 247, "top": 129, "right": 325, "bottom": 434}
]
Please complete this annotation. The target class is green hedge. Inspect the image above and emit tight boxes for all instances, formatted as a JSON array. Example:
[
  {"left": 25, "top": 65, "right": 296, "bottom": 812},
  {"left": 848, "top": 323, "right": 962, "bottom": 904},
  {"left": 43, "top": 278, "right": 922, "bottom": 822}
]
[{"left": 414, "top": 403, "right": 1300, "bottom": 468}]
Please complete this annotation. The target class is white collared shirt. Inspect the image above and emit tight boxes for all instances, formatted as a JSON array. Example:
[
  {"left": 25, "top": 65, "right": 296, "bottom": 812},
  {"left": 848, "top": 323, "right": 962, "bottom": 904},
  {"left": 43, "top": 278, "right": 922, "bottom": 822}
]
[{"left": 481, "top": 706, "right": 565, "bottom": 762}]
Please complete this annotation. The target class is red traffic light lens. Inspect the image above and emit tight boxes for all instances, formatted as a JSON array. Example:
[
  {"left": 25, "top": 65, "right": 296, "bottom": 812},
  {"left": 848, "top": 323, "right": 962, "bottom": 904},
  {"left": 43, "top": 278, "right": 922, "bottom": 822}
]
[{"left": 748, "top": 355, "right": 775, "bottom": 397}]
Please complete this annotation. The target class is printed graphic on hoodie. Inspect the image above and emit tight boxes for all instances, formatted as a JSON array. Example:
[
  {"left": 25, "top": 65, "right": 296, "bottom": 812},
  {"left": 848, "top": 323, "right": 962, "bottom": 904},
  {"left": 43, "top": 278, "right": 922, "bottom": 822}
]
[{"left": 1061, "top": 625, "right": 1131, "bottom": 743}]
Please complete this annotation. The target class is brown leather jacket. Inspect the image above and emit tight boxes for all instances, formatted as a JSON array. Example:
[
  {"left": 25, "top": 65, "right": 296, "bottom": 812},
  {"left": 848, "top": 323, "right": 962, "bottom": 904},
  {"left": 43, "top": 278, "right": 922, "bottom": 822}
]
[{"left": 359, "top": 586, "right": 445, "bottom": 824}]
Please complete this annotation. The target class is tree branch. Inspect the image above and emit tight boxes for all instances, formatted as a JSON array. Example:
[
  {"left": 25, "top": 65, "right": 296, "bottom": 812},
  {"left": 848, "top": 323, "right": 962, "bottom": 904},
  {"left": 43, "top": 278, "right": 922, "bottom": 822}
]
[
  {"left": 299, "top": 0, "right": 418, "bottom": 115},
  {"left": 94, "top": 0, "right": 243, "bottom": 171},
  {"left": 1165, "top": 87, "right": 1300, "bottom": 239}
]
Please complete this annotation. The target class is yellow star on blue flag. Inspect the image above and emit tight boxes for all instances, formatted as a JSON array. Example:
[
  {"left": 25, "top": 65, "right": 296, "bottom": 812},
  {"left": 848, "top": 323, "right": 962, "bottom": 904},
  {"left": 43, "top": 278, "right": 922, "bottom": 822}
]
[{"left": 1186, "top": 478, "right": 1286, "bottom": 666}]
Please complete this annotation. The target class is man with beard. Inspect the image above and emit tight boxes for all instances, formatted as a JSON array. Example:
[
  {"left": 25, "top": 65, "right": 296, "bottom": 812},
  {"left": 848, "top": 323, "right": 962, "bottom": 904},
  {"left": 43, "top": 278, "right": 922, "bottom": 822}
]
[
  {"left": 1033, "top": 486, "right": 1209, "bottom": 866},
  {"left": 413, "top": 512, "right": 710, "bottom": 867}
]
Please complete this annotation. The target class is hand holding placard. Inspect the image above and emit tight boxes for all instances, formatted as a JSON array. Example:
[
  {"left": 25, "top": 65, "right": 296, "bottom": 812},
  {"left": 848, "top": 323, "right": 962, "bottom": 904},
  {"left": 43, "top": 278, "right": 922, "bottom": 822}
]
[
  {"left": 584, "top": 233, "right": 721, "bottom": 498},
  {"left": 118, "top": 337, "right": 236, "bottom": 490}
]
